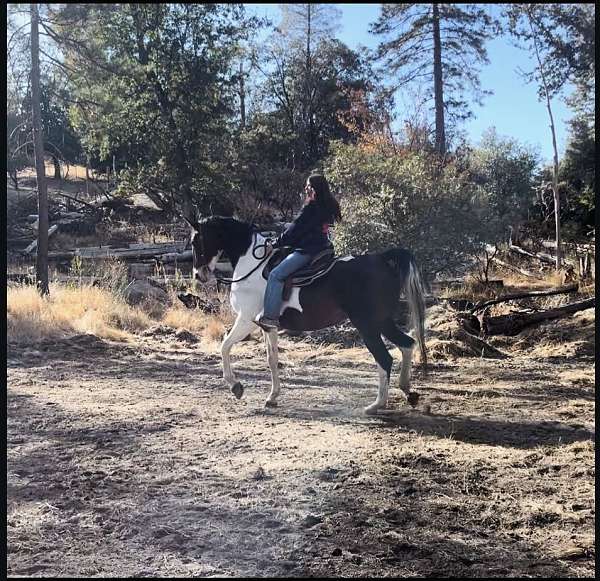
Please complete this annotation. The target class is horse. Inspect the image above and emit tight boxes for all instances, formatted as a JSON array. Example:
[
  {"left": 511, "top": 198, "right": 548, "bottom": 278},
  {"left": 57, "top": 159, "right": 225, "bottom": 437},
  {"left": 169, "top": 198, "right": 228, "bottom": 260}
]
[{"left": 185, "top": 215, "right": 427, "bottom": 415}]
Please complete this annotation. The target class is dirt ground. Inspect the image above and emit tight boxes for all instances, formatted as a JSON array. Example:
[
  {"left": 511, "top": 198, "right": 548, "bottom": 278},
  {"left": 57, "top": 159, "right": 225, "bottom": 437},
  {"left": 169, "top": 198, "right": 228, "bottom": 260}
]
[{"left": 6, "top": 320, "right": 595, "bottom": 579}]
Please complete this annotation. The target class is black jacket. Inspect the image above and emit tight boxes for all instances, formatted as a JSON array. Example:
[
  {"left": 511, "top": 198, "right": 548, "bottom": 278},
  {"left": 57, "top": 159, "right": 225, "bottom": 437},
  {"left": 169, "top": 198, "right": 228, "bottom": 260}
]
[{"left": 275, "top": 202, "right": 333, "bottom": 255}]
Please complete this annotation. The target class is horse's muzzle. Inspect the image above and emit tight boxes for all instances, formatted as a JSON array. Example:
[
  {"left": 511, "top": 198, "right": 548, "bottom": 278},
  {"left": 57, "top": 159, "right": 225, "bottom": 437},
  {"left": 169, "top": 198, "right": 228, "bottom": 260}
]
[{"left": 194, "top": 265, "right": 212, "bottom": 284}]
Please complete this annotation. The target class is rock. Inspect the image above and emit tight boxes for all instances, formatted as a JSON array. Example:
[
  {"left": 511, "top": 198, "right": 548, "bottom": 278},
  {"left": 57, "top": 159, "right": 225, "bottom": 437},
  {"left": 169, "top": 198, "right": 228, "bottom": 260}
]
[
  {"left": 318, "top": 467, "right": 340, "bottom": 482},
  {"left": 331, "top": 547, "right": 343, "bottom": 557},
  {"left": 175, "top": 329, "right": 199, "bottom": 344},
  {"left": 123, "top": 279, "right": 170, "bottom": 307},
  {"left": 252, "top": 466, "right": 267, "bottom": 480},
  {"left": 554, "top": 544, "right": 590, "bottom": 561},
  {"left": 143, "top": 325, "right": 176, "bottom": 337},
  {"left": 302, "top": 514, "right": 323, "bottom": 528}
]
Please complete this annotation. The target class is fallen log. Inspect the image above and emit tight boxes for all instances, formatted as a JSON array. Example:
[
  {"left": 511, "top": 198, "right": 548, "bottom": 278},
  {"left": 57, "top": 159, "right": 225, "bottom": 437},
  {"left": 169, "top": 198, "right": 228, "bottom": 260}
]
[
  {"left": 482, "top": 297, "right": 595, "bottom": 336},
  {"left": 471, "top": 283, "right": 579, "bottom": 313},
  {"left": 453, "top": 325, "right": 508, "bottom": 359},
  {"left": 24, "top": 224, "right": 59, "bottom": 254},
  {"left": 509, "top": 244, "right": 575, "bottom": 268},
  {"left": 159, "top": 250, "right": 193, "bottom": 263},
  {"left": 47, "top": 241, "right": 186, "bottom": 261},
  {"left": 542, "top": 240, "right": 595, "bottom": 253},
  {"left": 53, "top": 191, "right": 97, "bottom": 211},
  {"left": 490, "top": 255, "right": 538, "bottom": 278}
]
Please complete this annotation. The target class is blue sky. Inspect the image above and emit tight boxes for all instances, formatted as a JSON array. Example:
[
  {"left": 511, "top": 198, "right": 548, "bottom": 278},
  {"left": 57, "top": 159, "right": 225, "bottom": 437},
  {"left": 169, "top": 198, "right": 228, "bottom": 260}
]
[{"left": 245, "top": 3, "right": 575, "bottom": 164}]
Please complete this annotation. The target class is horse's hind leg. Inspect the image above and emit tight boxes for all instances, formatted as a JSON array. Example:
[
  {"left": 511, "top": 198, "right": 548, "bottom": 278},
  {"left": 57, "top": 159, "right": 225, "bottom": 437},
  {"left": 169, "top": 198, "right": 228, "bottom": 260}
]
[
  {"left": 263, "top": 329, "right": 281, "bottom": 408},
  {"left": 381, "top": 319, "right": 418, "bottom": 406},
  {"left": 353, "top": 321, "right": 393, "bottom": 415},
  {"left": 221, "top": 315, "right": 257, "bottom": 399}
]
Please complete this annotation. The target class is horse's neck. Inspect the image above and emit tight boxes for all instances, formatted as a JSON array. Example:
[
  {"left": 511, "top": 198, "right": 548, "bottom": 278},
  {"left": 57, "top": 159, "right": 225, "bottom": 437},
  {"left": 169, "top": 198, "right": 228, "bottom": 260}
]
[{"left": 233, "top": 232, "right": 269, "bottom": 275}]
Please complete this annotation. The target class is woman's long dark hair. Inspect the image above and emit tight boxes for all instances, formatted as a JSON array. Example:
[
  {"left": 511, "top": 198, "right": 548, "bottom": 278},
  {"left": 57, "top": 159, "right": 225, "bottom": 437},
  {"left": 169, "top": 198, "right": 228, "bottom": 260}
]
[{"left": 307, "top": 173, "right": 342, "bottom": 223}]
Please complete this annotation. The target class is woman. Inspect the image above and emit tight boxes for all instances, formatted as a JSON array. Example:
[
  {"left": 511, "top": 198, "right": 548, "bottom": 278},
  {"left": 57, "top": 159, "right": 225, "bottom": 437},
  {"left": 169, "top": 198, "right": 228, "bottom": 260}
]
[{"left": 257, "top": 173, "right": 342, "bottom": 331}]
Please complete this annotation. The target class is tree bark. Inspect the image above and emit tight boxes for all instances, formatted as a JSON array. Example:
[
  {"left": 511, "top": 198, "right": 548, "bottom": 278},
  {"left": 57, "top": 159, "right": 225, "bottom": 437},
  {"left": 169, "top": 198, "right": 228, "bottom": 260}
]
[
  {"left": 482, "top": 297, "right": 594, "bottom": 336},
  {"left": 31, "top": 3, "right": 49, "bottom": 296},
  {"left": 432, "top": 3, "right": 446, "bottom": 156}
]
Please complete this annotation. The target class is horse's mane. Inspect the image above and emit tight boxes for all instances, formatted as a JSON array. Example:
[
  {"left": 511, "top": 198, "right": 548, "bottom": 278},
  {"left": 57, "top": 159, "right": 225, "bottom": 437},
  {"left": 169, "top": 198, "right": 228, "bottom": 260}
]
[{"left": 200, "top": 216, "right": 255, "bottom": 268}]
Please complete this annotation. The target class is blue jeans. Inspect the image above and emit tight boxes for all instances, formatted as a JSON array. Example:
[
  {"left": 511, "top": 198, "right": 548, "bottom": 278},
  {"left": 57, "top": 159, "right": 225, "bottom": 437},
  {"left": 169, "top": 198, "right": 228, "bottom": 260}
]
[{"left": 263, "top": 251, "right": 312, "bottom": 319}]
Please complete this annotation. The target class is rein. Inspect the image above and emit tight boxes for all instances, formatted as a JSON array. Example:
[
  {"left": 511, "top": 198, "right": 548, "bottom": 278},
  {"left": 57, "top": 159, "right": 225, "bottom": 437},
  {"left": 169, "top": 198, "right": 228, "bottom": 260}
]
[{"left": 214, "top": 233, "right": 274, "bottom": 286}]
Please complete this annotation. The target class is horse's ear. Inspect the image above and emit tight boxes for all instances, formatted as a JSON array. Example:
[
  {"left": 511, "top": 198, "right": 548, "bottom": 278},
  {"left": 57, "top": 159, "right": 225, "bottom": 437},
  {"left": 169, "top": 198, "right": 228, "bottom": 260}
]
[{"left": 182, "top": 206, "right": 201, "bottom": 232}]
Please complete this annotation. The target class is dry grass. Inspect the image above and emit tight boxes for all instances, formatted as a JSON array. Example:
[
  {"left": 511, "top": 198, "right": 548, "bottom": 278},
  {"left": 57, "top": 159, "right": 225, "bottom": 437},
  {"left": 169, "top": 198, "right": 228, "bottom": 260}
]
[
  {"left": 441, "top": 267, "right": 582, "bottom": 304},
  {"left": 7, "top": 284, "right": 151, "bottom": 344},
  {"left": 161, "top": 295, "right": 234, "bottom": 346},
  {"left": 6, "top": 279, "right": 238, "bottom": 348}
]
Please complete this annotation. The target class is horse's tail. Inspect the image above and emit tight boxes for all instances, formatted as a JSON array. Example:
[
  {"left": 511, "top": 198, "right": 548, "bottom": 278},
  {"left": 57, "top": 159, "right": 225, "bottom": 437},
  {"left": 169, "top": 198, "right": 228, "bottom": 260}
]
[
  {"left": 406, "top": 256, "right": 428, "bottom": 372},
  {"left": 382, "top": 248, "right": 428, "bottom": 371}
]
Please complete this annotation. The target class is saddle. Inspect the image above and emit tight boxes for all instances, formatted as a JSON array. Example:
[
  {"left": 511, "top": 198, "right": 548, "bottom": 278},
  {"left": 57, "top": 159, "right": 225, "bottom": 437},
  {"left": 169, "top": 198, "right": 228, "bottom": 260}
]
[{"left": 262, "top": 246, "right": 337, "bottom": 300}]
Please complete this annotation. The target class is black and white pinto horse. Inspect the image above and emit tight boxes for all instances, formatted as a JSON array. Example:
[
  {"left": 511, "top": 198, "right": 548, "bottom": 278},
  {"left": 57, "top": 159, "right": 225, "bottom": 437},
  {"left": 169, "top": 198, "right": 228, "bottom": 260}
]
[{"left": 187, "top": 216, "right": 427, "bottom": 415}]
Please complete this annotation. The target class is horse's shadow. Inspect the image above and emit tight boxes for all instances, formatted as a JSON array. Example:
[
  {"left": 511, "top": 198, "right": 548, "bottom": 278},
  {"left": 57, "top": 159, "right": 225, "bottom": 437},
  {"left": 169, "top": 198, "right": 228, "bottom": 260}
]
[{"left": 252, "top": 403, "right": 594, "bottom": 450}]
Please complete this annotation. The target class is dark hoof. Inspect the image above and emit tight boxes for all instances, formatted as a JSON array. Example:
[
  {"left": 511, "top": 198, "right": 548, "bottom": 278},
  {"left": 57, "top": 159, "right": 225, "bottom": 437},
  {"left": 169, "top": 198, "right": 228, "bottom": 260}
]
[
  {"left": 231, "top": 382, "right": 244, "bottom": 400},
  {"left": 265, "top": 399, "right": 278, "bottom": 408},
  {"left": 407, "top": 392, "right": 420, "bottom": 408}
]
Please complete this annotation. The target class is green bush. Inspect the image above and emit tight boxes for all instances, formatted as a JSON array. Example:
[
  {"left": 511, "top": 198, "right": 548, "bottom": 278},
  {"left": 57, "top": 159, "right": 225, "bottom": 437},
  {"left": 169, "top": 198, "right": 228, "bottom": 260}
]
[{"left": 325, "top": 142, "right": 487, "bottom": 277}]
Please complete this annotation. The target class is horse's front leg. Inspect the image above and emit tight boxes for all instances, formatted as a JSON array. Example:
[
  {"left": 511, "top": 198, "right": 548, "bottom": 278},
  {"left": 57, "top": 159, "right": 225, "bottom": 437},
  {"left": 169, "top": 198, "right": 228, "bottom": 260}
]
[
  {"left": 221, "top": 315, "right": 257, "bottom": 399},
  {"left": 263, "top": 329, "right": 281, "bottom": 407}
]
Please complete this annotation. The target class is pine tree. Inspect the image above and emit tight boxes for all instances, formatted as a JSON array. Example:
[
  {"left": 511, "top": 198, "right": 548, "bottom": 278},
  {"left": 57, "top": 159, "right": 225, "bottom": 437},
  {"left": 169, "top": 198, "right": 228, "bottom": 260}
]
[{"left": 370, "top": 3, "right": 496, "bottom": 155}]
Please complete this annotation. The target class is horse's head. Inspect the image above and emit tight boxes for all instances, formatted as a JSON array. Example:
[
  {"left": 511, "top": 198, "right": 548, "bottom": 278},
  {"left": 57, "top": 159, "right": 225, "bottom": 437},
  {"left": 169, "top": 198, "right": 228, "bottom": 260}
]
[
  {"left": 185, "top": 215, "right": 254, "bottom": 284},
  {"left": 185, "top": 217, "right": 223, "bottom": 284}
]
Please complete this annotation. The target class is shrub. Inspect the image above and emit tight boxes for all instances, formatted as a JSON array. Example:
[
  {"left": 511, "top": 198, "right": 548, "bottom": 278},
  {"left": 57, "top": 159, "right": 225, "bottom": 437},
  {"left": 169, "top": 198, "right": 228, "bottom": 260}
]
[{"left": 325, "top": 142, "right": 486, "bottom": 277}]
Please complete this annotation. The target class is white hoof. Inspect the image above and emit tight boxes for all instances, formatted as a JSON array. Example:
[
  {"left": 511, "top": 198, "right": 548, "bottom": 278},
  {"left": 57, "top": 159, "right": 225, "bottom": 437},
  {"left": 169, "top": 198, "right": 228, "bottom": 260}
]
[{"left": 364, "top": 402, "right": 385, "bottom": 415}]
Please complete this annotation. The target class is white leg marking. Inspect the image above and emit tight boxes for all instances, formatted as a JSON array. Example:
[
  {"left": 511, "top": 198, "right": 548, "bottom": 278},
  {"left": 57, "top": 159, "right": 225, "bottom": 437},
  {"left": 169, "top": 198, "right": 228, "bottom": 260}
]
[
  {"left": 364, "top": 364, "right": 389, "bottom": 415},
  {"left": 221, "top": 315, "right": 257, "bottom": 387},
  {"left": 399, "top": 346, "right": 414, "bottom": 397},
  {"left": 208, "top": 251, "right": 222, "bottom": 273},
  {"left": 264, "top": 329, "right": 281, "bottom": 406}
]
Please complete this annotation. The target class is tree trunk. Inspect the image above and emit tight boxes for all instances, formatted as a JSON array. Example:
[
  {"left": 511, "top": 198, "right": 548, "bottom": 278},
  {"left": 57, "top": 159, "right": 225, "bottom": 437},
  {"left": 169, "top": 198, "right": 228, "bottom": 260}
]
[
  {"left": 527, "top": 9, "right": 561, "bottom": 269},
  {"left": 31, "top": 3, "right": 49, "bottom": 296},
  {"left": 239, "top": 60, "right": 246, "bottom": 131},
  {"left": 432, "top": 3, "right": 446, "bottom": 156},
  {"left": 52, "top": 154, "right": 61, "bottom": 180},
  {"left": 10, "top": 170, "right": 19, "bottom": 190},
  {"left": 305, "top": 4, "right": 316, "bottom": 163}
]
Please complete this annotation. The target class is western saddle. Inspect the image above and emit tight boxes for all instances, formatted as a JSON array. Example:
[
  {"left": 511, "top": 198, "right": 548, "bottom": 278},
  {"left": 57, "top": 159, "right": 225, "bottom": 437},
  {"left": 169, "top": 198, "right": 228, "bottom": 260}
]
[{"left": 262, "top": 246, "right": 338, "bottom": 300}]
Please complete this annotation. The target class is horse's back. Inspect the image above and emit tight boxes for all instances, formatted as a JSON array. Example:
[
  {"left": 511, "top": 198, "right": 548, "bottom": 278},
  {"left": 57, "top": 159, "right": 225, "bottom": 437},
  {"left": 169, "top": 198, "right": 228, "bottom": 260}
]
[{"left": 280, "top": 250, "right": 413, "bottom": 331}]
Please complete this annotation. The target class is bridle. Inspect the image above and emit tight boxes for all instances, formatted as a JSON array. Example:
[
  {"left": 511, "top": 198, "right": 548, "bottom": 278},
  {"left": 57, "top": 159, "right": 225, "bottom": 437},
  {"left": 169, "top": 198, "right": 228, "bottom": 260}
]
[
  {"left": 214, "top": 233, "right": 276, "bottom": 285},
  {"left": 204, "top": 231, "right": 276, "bottom": 286}
]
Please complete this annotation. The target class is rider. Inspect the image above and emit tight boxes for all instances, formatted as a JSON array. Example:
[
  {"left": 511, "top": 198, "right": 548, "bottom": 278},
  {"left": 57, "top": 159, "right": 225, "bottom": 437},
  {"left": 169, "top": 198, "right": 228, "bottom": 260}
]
[{"left": 257, "top": 173, "right": 342, "bottom": 331}]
